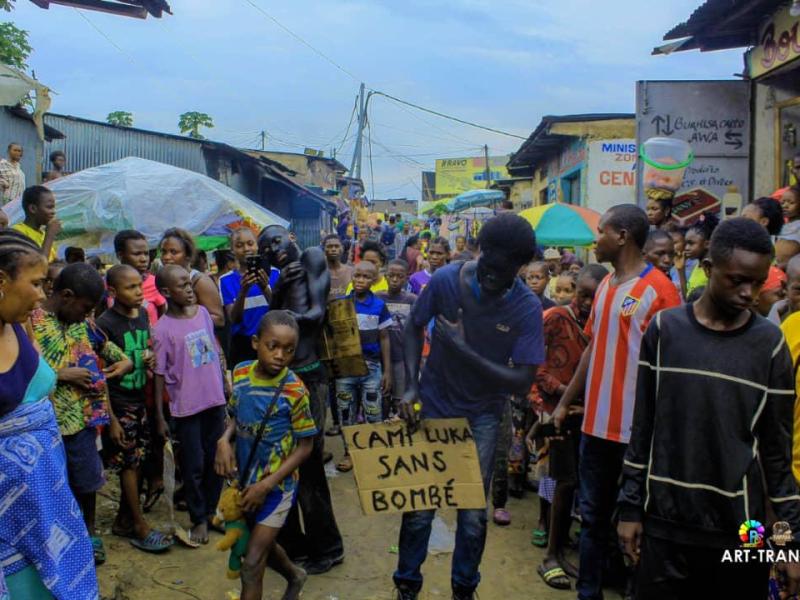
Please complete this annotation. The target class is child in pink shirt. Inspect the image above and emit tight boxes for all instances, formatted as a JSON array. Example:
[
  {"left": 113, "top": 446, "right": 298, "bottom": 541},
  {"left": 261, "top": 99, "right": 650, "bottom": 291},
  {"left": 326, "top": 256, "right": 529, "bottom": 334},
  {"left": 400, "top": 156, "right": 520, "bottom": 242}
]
[{"left": 153, "top": 264, "right": 227, "bottom": 544}]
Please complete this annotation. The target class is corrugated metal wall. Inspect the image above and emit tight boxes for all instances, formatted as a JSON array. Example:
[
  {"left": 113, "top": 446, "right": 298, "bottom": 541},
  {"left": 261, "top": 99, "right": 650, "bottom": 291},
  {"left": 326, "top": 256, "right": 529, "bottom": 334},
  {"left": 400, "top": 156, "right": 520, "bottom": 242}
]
[
  {"left": 0, "top": 109, "right": 43, "bottom": 186},
  {"left": 43, "top": 115, "right": 207, "bottom": 175}
]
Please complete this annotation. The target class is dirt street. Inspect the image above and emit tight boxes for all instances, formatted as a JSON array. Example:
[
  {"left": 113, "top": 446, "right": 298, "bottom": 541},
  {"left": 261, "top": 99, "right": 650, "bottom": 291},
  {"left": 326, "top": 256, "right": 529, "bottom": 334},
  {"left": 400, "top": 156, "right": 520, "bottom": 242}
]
[{"left": 96, "top": 436, "right": 623, "bottom": 600}]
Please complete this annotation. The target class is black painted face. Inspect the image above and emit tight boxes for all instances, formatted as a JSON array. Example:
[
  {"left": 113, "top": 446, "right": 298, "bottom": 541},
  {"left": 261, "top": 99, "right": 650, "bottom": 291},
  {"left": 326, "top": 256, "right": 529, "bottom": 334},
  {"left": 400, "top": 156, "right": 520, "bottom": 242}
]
[
  {"left": 259, "top": 225, "right": 299, "bottom": 268},
  {"left": 477, "top": 250, "right": 520, "bottom": 296}
]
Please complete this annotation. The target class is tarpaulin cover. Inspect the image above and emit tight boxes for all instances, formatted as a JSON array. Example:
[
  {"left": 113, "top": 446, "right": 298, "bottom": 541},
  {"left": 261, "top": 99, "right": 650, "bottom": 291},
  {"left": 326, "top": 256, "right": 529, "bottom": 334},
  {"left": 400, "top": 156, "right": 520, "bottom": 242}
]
[{"left": 4, "top": 157, "right": 288, "bottom": 257}]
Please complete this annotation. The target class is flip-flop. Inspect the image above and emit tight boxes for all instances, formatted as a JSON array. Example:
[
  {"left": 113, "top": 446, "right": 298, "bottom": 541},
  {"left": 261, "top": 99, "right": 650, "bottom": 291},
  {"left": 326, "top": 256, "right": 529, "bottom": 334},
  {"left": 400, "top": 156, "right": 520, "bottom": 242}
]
[
  {"left": 91, "top": 536, "right": 106, "bottom": 565},
  {"left": 537, "top": 564, "right": 570, "bottom": 590},
  {"left": 531, "top": 529, "right": 548, "bottom": 547},
  {"left": 130, "top": 530, "right": 172, "bottom": 554},
  {"left": 143, "top": 487, "right": 164, "bottom": 513}
]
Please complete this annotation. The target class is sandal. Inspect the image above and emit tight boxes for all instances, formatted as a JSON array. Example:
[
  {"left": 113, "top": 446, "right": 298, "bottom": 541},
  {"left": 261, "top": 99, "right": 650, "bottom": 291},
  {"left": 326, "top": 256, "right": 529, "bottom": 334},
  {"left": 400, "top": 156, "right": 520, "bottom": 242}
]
[
  {"left": 531, "top": 529, "right": 548, "bottom": 548},
  {"left": 537, "top": 564, "right": 570, "bottom": 590},
  {"left": 493, "top": 508, "right": 511, "bottom": 526},
  {"left": 336, "top": 455, "right": 353, "bottom": 472},
  {"left": 91, "top": 536, "right": 106, "bottom": 565},
  {"left": 130, "top": 530, "right": 172, "bottom": 554}
]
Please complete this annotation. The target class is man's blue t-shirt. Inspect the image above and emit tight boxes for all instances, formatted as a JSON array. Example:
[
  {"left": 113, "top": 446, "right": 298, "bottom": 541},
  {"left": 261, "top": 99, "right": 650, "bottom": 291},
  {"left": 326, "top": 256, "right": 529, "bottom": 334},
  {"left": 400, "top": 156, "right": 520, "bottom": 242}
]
[
  {"left": 219, "top": 268, "right": 280, "bottom": 336},
  {"left": 412, "top": 262, "right": 545, "bottom": 419}
]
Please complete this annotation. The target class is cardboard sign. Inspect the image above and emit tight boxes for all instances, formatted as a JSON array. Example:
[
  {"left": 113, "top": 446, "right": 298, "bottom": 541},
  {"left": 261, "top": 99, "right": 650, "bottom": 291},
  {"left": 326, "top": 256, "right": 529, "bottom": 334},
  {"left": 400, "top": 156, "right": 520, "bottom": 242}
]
[
  {"left": 319, "top": 297, "right": 367, "bottom": 378},
  {"left": 343, "top": 418, "right": 487, "bottom": 515}
]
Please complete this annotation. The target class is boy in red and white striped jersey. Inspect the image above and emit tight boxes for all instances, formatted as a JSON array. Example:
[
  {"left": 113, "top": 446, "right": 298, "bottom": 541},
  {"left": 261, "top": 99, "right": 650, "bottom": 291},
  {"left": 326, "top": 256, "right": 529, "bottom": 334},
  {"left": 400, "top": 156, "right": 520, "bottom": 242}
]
[{"left": 554, "top": 204, "right": 681, "bottom": 600}]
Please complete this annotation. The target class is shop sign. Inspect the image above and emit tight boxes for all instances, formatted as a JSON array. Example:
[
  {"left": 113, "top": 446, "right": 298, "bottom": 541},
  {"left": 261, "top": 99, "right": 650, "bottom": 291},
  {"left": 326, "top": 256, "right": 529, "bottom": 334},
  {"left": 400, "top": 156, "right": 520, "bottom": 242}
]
[
  {"left": 435, "top": 155, "right": 510, "bottom": 196},
  {"left": 749, "top": 4, "right": 800, "bottom": 78},
  {"left": 586, "top": 140, "right": 637, "bottom": 214}
]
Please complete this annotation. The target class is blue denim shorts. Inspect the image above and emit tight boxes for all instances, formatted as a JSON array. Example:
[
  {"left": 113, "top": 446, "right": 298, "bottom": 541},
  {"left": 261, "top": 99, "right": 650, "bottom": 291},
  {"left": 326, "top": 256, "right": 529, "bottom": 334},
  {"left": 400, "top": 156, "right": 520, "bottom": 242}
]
[{"left": 63, "top": 427, "right": 105, "bottom": 494}]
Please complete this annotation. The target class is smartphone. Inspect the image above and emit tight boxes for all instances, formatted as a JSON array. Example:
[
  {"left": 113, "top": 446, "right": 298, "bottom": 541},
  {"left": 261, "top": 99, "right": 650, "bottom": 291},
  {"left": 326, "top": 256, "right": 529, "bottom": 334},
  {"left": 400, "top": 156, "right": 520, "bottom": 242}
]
[{"left": 245, "top": 255, "right": 260, "bottom": 275}]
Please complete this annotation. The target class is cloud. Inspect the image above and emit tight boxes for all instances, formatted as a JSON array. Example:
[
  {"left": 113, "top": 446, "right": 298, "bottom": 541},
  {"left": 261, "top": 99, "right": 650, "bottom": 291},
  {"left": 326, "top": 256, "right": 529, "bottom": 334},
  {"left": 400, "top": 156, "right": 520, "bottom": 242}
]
[{"left": 11, "top": 0, "right": 745, "bottom": 201}]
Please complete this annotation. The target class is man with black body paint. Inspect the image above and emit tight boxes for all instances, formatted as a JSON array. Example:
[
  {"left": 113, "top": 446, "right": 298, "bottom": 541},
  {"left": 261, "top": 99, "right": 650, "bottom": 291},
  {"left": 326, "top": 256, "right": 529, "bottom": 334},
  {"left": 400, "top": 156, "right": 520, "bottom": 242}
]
[
  {"left": 393, "top": 213, "right": 545, "bottom": 600},
  {"left": 258, "top": 224, "right": 345, "bottom": 575}
]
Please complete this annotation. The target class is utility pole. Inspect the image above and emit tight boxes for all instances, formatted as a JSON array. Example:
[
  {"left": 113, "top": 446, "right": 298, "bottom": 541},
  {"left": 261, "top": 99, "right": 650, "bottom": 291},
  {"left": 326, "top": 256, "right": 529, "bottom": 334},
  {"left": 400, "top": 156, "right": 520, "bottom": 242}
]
[
  {"left": 350, "top": 82, "right": 367, "bottom": 180},
  {"left": 484, "top": 144, "right": 491, "bottom": 188},
  {"left": 260, "top": 130, "right": 266, "bottom": 151}
]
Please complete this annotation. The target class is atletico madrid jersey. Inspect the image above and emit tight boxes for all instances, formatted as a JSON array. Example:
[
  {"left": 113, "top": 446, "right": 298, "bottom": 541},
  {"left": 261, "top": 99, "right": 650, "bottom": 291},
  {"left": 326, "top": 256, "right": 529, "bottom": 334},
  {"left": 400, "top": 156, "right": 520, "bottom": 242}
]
[{"left": 582, "top": 264, "right": 681, "bottom": 443}]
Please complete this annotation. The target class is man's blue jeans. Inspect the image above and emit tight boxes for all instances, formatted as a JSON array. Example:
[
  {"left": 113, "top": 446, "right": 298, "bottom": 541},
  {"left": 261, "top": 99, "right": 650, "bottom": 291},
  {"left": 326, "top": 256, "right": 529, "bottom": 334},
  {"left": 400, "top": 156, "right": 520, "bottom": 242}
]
[
  {"left": 393, "top": 411, "right": 500, "bottom": 593},
  {"left": 577, "top": 433, "right": 627, "bottom": 600},
  {"left": 335, "top": 360, "right": 383, "bottom": 426}
]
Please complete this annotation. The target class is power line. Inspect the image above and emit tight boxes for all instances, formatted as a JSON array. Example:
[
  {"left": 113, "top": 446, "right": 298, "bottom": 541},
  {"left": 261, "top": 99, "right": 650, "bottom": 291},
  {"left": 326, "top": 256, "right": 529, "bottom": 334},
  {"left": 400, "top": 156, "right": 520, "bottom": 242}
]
[
  {"left": 242, "top": 0, "right": 360, "bottom": 82},
  {"left": 74, "top": 9, "right": 140, "bottom": 67},
  {"left": 376, "top": 95, "right": 478, "bottom": 146},
  {"left": 337, "top": 95, "right": 359, "bottom": 154},
  {"left": 370, "top": 90, "right": 527, "bottom": 140},
  {"left": 237, "top": 1, "right": 525, "bottom": 144}
]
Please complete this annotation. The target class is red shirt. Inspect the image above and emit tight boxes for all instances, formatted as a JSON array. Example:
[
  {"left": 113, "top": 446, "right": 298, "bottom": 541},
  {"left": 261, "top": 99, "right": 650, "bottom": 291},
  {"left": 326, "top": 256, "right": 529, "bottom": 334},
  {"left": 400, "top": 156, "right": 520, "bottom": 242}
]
[
  {"left": 582, "top": 265, "right": 681, "bottom": 443},
  {"left": 535, "top": 303, "right": 588, "bottom": 412}
]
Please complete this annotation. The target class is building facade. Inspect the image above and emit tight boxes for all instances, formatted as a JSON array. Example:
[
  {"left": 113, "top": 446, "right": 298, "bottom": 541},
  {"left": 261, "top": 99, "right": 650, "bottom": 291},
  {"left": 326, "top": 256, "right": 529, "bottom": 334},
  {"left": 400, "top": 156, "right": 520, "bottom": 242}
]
[
  {"left": 657, "top": 0, "right": 800, "bottom": 198},
  {"left": 506, "top": 114, "right": 636, "bottom": 213}
]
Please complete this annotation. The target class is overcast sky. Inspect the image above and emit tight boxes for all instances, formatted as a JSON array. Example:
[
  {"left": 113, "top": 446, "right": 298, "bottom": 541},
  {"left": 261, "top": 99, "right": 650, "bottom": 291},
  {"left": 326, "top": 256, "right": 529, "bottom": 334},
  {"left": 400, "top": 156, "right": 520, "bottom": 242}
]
[{"left": 12, "top": 0, "right": 743, "bottom": 200}]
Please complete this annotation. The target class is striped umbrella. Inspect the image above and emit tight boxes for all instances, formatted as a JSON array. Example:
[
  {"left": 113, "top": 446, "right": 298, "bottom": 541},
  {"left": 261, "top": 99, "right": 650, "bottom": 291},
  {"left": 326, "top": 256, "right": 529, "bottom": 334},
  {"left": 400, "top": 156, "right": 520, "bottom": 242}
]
[{"left": 518, "top": 203, "right": 601, "bottom": 247}]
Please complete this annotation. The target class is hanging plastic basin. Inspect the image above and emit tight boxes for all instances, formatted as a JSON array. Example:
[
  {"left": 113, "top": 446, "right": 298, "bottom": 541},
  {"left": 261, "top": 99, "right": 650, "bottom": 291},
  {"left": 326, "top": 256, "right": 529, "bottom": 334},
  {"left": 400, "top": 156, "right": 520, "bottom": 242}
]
[{"left": 641, "top": 137, "right": 693, "bottom": 192}]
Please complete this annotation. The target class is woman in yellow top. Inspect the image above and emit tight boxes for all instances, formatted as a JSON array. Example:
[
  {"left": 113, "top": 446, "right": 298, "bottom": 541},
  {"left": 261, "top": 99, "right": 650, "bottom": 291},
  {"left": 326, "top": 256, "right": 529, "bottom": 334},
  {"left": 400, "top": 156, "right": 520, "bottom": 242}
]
[
  {"left": 678, "top": 213, "right": 719, "bottom": 299},
  {"left": 780, "top": 310, "right": 800, "bottom": 484}
]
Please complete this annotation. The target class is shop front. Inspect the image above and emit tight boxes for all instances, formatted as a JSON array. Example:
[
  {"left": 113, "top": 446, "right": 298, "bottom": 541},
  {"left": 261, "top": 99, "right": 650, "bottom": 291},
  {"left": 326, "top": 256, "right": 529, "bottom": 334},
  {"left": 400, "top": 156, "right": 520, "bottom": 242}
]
[
  {"left": 749, "top": 2, "right": 800, "bottom": 194},
  {"left": 656, "top": 0, "right": 800, "bottom": 198}
]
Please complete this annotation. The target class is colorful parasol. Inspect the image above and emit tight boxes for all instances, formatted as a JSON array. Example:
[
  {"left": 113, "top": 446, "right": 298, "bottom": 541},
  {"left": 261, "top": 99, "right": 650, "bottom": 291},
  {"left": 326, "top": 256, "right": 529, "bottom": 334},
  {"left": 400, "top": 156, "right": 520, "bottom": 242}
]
[{"left": 518, "top": 203, "right": 601, "bottom": 247}]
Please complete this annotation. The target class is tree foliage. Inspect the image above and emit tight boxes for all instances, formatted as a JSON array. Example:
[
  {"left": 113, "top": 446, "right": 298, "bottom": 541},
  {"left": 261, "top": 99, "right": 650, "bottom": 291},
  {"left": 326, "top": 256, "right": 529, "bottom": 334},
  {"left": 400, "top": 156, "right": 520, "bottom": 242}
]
[
  {"left": 178, "top": 111, "right": 214, "bottom": 139},
  {"left": 107, "top": 111, "right": 134, "bottom": 127},
  {"left": 0, "top": 21, "right": 30, "bottom": 71}
]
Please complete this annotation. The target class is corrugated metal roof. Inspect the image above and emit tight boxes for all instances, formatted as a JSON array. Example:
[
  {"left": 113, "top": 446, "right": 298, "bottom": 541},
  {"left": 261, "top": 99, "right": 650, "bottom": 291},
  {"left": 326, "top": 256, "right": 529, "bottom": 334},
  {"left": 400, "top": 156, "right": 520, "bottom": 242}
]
[
  {"left": 30, "top": 0, "right": 171, "bottom": 19},
  {"left": 44, "top": 113, "right": 207, "bottom": 175},
  {"left": 656, "top": 0, "right": 784, "bottom": 53},
  {"left": 508, "top": 114, "right": 634, "bottom": 170}
]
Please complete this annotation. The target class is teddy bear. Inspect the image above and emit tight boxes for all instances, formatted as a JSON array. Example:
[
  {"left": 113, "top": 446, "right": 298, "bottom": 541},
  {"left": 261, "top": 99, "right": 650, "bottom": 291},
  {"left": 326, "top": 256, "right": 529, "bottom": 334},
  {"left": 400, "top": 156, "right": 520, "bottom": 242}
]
[{"left": 213, "top": 486, "right": 251, "bottom": 579}]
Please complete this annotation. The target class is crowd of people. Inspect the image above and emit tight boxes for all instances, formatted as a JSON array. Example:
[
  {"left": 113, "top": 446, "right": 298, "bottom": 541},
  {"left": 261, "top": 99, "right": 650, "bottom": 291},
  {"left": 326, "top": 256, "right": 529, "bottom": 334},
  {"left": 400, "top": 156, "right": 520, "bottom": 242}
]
[{"left": 3, "top": 157, "right": 800, "bottom": 600}]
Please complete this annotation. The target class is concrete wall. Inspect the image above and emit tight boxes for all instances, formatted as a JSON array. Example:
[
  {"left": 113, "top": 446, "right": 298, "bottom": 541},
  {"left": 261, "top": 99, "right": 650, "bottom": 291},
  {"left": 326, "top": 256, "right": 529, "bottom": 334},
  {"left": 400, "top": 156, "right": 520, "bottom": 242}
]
[
  {"left": 255, "top": 151, "right": 341, "bottom": 191},
  {"left": 752, "top": 77, "right": 800, "bottom": 197},
  {"left": 508, "top": 178, "right": 534, "bottom": 210}
]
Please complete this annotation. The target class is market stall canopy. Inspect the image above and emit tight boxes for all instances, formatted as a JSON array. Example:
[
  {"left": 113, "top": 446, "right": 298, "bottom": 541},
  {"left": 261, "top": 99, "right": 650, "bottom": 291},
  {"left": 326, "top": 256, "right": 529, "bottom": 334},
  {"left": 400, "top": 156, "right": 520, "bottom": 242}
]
[
  {"left": 4, "top": 157, "right": 288, "bottom": 257},
  {"left": 447, "top": 189, "right": 505, "bottom": 213},
  {"left": 519, "top": 203, "right": 600, "bottom": 247}
]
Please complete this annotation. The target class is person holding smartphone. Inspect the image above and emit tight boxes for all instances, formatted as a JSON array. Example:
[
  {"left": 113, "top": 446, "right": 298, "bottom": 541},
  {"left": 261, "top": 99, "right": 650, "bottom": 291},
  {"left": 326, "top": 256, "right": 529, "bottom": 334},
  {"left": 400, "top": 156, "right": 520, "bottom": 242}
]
[{"left": 219, "top": 228, "right": 279, "bottom": 367}]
